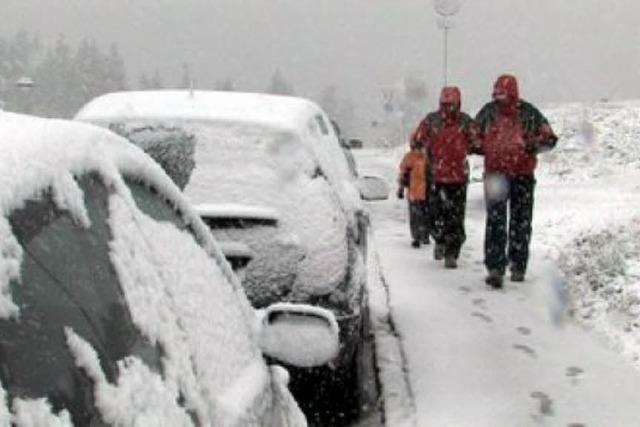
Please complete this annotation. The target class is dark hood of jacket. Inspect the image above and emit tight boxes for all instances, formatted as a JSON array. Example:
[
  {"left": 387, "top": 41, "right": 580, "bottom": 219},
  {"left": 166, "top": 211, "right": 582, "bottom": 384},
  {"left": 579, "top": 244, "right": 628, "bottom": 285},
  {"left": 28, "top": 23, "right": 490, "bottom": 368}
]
[
  {"left": 439, "top": 86, "right": 462, "bottom": 123},
  {"left": 492, "top": 75, "right": 519, "bottom": 116}
]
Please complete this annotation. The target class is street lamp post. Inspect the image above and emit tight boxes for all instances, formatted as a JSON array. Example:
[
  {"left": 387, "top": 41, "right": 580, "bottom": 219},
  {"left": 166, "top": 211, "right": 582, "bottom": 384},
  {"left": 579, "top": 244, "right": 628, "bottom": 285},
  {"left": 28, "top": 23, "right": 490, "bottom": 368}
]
[{"left": 433, "top": 0, "right": 461, "bottom": 86}]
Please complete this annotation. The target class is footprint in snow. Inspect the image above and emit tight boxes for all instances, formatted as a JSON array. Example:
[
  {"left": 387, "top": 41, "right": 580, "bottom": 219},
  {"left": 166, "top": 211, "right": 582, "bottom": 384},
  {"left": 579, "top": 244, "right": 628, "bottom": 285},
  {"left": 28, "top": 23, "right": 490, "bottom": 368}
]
[
  {"left": 458, "top": 286, "right": 472, "bottom": 294},
  {"left": 513, "top": 344, "right": 537, "bottom": 359},
  {"left": 516, "top": 326, "right": 532, "bottom": 336},
  {"left": 530, "top": 391, "right": 554, "bottom": 416},
  {"left": 472, "top": 298, "right": 487, "bottom": 309},
  {"left": 566, "top": 366, "right": 584, "bottom": 377},
  {"left": 471, "top": 311, "right": 493, "bottom": 323},
  {"left": 566, "top": 366, "right": 585, "bottom": 386}
]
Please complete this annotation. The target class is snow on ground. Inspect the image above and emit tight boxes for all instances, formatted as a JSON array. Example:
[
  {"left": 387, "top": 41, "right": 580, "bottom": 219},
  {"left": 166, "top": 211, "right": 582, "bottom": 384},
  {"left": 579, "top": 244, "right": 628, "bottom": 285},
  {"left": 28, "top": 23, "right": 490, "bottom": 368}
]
[{"left": 356, "top": 101, "right": 640, "bottom": 426}]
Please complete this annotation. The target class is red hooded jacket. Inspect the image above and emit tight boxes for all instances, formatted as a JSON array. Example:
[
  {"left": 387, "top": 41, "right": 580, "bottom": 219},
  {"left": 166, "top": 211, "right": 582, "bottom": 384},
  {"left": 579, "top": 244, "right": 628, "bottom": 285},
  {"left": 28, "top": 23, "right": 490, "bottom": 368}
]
[
  {"left": 412, "top": 87, "right": 480, "bottom": 184},
  {"left": 475, "top": 75, "right": 557, "bottom": 176}
]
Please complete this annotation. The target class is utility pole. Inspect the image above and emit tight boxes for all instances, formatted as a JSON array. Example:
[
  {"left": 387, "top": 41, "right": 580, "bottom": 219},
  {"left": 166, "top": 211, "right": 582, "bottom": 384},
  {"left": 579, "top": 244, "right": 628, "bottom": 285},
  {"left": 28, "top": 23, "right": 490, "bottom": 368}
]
[{"left": 433, "top": 0, "right": 461, "bottom": 87}]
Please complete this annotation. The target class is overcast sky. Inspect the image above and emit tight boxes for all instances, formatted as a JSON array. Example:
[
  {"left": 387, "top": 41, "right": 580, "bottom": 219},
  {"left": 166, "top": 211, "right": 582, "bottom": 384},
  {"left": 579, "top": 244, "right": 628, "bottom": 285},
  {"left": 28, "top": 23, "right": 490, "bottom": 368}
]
[{"left": 3, "top": 0, "right": 640, "bottom": 118}]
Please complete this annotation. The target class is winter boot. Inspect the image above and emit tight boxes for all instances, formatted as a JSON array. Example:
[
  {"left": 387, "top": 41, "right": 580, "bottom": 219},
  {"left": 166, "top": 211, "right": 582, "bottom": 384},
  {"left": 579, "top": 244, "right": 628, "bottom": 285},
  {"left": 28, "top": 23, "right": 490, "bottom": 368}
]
[
  {"left": 411, "top": 240, "right": 421, "bottom": 249},
  {"left": 434, "top": 243, "right": 445, "bottom": 260},
  {"left": 444, "top": 257, "right": 458, "bottom": 269},
  {"left": 510, "top": 270, "right": 525, "bottom": 282},
  {"left": 485, "top": 270, "right": 504, "bottom": 289}
]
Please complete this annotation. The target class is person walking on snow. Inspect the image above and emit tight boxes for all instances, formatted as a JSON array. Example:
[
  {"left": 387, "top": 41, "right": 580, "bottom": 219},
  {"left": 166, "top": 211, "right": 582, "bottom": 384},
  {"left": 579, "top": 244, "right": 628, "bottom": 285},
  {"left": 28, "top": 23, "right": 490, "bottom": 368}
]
[
  {"left": 397, "top": 138, "right": 431, "bottom": 248},
  {"left": 475, "top": 75, "right": 558, "bottom": 288},
  {"left": 412, "top": 86, "right": 480, "bottom": 269}
]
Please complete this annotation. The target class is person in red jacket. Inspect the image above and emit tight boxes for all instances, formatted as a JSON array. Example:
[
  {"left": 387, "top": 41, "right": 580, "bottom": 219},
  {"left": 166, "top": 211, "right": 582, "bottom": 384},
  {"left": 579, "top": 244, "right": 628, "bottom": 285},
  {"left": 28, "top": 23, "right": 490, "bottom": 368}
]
[
  {"left": 475, "top": 75, "right": 557, "bottom": 288},
  {"left": 397, "top": 138, "right": 430, "bottom": 248},
  {"left": 413, "top": 86, "right": 480, "bottom": 268}
]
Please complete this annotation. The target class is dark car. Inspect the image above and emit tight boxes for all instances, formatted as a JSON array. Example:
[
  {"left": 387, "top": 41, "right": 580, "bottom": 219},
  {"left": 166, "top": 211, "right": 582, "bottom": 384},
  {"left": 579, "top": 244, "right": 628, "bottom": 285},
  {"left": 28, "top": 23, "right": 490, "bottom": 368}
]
[{"left": 74, "top": 90, "right": 389, "bottom": 422}]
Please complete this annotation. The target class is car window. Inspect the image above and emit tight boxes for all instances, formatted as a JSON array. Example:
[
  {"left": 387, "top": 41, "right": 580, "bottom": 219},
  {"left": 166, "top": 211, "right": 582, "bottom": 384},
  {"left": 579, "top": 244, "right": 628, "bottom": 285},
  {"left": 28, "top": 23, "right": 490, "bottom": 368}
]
[
  {"left": 125, "top": 178, "right": 190, "bottom": 231},
  {"left": 1, "top": 174, "right": 161, "bottom": 425}
]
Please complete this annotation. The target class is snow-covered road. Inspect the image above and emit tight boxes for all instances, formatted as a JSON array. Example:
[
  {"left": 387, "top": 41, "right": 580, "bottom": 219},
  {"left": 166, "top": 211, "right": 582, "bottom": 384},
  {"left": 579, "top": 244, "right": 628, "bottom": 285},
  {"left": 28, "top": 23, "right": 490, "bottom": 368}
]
[{"left": 357, "top": 148, "right": 640, "bottom": 426}]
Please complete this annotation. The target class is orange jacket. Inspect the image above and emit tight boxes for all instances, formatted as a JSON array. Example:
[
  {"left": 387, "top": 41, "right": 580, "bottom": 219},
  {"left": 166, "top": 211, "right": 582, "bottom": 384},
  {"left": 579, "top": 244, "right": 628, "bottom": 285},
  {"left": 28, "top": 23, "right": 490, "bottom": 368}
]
[{"left": 398, "top": 150, "right": 429, "bottom": 202}]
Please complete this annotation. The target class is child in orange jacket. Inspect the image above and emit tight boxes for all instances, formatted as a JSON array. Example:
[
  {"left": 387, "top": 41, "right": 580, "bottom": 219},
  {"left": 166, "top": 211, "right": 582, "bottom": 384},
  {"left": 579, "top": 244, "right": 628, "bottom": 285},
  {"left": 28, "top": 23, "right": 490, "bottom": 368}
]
[{"left": 398, "top": 139, "right": 431, "bottom": 248}]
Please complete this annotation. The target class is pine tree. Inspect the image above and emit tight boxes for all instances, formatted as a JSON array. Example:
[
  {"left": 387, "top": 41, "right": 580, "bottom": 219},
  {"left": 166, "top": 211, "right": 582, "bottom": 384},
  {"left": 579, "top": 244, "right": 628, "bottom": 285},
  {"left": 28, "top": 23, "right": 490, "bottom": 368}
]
[
  {"left": 73, "top": 38, "right": 107, "bottom": 106},
  {"left": 139, "top": 73, "right": 152, "bottom": 90},
  {"left": 106, "top": 43, "right": 127, "bottom": 91},
  {"left": 151, "top": 70, "right": 164, "bottom": 89},
  {"left": 3, "top": 30, "right": 42, "bottom": 113},
  {"left": 32, "top": 35, "right": 75, "bottom": 117},
  {"left": 215, "top": 78, "right": 235, "bottom": 91},
  {"left": 319, "top": 85, "right": 356, "bottom": 136},
  {"left": 180, "top": 62, "right": 192, "bottom": 89},
  {"left": 266, "top": 69, "right": 294, "bottom": 95}
]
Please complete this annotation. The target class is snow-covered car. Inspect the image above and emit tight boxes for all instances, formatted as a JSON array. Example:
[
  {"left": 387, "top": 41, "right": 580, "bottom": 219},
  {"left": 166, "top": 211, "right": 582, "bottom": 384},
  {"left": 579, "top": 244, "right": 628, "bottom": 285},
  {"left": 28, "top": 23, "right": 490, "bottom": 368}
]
[
  {"left": 74, "top": 90, "right": 388, "bottom": 414},
  {"left": 0, "top": 112, "right": 341, "bottom": 426}
]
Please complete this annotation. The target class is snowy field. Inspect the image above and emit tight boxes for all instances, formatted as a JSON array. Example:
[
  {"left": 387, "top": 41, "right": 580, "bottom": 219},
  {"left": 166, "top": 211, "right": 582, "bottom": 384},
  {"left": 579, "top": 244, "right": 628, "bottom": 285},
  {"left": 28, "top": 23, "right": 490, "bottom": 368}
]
[{"left": 357, "top": 101, "right": 640, "bottom": 426}]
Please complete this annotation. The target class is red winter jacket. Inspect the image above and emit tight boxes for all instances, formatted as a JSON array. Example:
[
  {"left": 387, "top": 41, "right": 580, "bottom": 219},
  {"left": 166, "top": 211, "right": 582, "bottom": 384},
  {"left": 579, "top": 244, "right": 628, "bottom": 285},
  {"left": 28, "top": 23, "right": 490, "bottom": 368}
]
[
  {"left": 412, "top": 87, "right": 480, "bottom": 184},
  {"left": 475, "top": 75, "right": 557, "bottom": 176}
]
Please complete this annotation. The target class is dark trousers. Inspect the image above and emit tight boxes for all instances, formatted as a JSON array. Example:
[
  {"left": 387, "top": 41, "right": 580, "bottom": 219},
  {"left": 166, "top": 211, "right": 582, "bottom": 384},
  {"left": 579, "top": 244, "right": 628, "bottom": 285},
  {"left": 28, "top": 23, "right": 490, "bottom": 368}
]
[
  {"left": 408, "top": 200, "right": 430, "bottom": 243},
  {"left": 431, "top": 183, "right": 467, "bottom": 259},
  {"left": 484, "top": 174, "right": 536, "bottom": 275}
]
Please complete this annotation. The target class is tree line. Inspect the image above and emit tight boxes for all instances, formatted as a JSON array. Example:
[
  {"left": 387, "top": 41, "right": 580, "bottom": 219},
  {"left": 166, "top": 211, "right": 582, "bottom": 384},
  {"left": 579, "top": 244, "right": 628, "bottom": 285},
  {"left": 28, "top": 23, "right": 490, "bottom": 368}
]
[
  {"left": 0, "top": 30, "right": 307, "bottom": 119},
  {"left": 0, "top": 30, "right": 127, "bottom": 117}
]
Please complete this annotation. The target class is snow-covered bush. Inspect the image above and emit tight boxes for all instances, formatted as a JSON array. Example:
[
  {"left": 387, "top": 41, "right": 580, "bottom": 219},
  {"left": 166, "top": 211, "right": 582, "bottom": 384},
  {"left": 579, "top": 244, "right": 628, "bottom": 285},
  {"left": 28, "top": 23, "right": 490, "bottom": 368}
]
[
  {"left": 558, "top": 218, "right": 640, "bottom": 364},
  {"left": 542, "top": 102, "right": 640, "bottom": 180},
  {"left": 109, "top": 123, "right": 196, "bottom": 190}
]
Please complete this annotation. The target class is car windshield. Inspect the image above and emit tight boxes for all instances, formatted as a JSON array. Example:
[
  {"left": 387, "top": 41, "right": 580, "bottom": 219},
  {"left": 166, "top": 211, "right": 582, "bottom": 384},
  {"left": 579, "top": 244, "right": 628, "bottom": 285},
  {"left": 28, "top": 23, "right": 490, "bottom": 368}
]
[{"left": 0, "top": 174, "right": 161, "bottom": 425}]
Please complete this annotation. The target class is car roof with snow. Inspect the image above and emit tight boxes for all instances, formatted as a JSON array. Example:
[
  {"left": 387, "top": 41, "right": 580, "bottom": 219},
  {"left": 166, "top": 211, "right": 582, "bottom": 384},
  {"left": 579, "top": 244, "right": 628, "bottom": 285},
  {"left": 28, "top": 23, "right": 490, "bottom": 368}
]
[{"left": 75, "top": 90, "right": 328, "bottom": 135}]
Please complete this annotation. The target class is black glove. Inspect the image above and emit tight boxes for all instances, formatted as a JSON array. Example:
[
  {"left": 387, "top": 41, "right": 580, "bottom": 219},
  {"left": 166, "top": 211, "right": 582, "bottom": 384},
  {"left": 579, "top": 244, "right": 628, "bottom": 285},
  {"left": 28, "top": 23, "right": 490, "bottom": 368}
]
[{"left": 397, "top": 188, "right": 405, "bottom": 199}]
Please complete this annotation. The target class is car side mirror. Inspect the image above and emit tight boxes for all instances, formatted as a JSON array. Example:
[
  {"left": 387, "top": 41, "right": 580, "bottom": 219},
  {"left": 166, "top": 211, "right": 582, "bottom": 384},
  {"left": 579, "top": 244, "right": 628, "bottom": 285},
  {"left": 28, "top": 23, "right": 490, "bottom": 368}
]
[
  {"left": 258, "top": 303, "right": 339, "bottom": 368},
  {"left": 358, "top": 175, "right": 389, "bottom": 201}
]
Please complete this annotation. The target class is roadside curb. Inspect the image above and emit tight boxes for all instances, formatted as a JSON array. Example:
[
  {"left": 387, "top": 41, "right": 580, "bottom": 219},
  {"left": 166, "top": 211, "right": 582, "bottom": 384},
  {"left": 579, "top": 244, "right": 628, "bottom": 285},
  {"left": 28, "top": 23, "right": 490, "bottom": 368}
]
[{"left": 367, "top": 231, "right": 418, "bottom": 427}]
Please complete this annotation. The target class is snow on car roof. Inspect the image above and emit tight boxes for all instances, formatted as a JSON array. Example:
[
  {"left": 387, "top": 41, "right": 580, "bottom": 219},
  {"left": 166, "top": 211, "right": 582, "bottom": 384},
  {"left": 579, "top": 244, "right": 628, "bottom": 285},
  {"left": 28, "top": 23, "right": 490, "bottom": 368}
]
[{"left": 75, "top": 90, "right": 324, "bottom": 134}]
